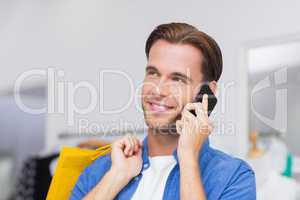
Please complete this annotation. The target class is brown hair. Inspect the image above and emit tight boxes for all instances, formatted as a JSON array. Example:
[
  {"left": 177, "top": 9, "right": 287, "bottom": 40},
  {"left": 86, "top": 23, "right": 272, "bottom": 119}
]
[{"left": 145, "top": 22, "right": 223, "bottom": 82}]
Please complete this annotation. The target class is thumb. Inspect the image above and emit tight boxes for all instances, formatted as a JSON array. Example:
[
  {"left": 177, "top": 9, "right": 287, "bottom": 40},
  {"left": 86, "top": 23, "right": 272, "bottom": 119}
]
[{"left": 136, "top": 147, "right": 142, "bottom": 158}]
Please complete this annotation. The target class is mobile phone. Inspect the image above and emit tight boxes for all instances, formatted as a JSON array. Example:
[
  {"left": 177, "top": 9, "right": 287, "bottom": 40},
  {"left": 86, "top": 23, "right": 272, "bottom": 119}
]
[{"left": 190, "top": 84, "right": 217, "bottom": 117}]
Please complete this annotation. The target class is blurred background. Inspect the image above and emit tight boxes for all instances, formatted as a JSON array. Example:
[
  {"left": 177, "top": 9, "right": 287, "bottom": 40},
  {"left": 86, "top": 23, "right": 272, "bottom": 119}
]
[{"left": 0, "top": 0, "right": 300, "bottom": 199}]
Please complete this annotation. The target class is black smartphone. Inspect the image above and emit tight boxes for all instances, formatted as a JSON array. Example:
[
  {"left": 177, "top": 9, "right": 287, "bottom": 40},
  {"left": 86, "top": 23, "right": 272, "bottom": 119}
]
[{"left": 190, "top": 84, "right": 217, "bottom": 117}]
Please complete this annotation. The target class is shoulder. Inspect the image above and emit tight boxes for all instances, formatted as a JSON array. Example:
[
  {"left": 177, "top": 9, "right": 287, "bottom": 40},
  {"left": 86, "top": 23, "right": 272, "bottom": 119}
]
[
  {"left": 206, "top": 147, "right": 254, "bottom": 174},
  {"left": 70, "top": 153, "right": 112, "bottom": 199},
  {"left": 79, "top": 153, "right": 112, "bottom": 187},
  {"left": 86, "top": 153, "right": 112, "bottom": 176},
  {"left": 203, "top": 147, "right": 256, "bottom": 199}
]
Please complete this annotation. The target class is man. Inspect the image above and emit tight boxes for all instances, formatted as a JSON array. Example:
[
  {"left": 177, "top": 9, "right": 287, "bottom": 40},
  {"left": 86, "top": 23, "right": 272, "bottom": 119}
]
[{"left": 70, "top": 22, "right": 256, "bottom": 200}]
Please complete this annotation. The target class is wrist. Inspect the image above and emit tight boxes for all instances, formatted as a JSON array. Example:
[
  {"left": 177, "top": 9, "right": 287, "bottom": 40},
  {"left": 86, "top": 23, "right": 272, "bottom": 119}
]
[
  {"left": 178, "top": 149, "right": 199, "bottom": 164},
  {"left": 178, "top": 154, "right": 199, "bottom": 172},
  {"left": 89, "top": 166, "right": 130, "bottom": 199},
  {"left": 108, "top": 167, "right": 132, "bottom": 185}
]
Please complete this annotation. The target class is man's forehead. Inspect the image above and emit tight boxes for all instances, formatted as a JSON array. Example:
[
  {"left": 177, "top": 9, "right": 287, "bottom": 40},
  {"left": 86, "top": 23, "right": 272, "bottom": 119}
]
[{"left": 147, "top": 40, "right": 203, "bottom": 75}]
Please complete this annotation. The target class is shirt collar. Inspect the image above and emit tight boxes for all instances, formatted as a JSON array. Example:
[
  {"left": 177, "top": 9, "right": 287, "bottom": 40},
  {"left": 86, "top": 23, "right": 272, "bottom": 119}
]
[
  {"left": 141, "top": 135, "right": 210, "bottom": 170},
  {"left": 141, "top": 137, "right": 150, "bottom": 170}
]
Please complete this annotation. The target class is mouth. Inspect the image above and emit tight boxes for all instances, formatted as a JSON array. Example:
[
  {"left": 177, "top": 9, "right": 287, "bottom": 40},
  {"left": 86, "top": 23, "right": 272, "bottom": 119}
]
[{"left": 146, "top": 100, "right": 175, "bottom": 113}]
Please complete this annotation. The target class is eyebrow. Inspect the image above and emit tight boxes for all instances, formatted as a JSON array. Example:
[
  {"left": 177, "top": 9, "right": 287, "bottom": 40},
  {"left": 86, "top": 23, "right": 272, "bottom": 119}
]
[
  {"left": 145, "top": 65, "right": 159, "bottom": 74},
  {"left": 146, "top": 65, "right": 193, "bottom": 83}
]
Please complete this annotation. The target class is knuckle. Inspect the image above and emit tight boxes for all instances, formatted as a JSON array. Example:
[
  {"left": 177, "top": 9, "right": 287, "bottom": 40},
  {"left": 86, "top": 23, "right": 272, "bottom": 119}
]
[
  {"left": 184, "top": 102, "right": 192, "bottom": 109},
  {"left": 186, "top": 102, "right": 193, "bottom": 106},
  {"left": 196, "top": 102, "right": 202, "bottom": 107}
]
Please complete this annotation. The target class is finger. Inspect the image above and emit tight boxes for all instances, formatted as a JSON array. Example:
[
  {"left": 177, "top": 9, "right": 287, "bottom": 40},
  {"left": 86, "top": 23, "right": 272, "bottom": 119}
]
[
  {"left": 131, "top": 137, "right": 138, "bottom": 153},
  {"left": 184, "top": 102, "right": 198, "bottom": 112},
  {"left": 135, "top": 147, "right": 142, "bottom": 159},
  {"left": 132, "top": 136, "right": 140, "bottom": 154},
  {"left": 127, "top": 134, "right": 135, "bottom": 156},
  {"left": 115, "top": 137, "right": 128, "bottom": 149},
  {"left": 183, "top": 102, "right": 202, "bottom": 120},
  {"left": 202, "top": 94, "right": 209, "bottom": 116},
  {"left": 139, "top": 139, "right": 143, "bottom": 147},
  {"left": 198, "top": 114, "right": 213, "bottom": 132},
  {"left": 200, "top": 122, "right": 213, "bottom": 135},
  {"left": 194, "top": 102, "right": 205, "bottom": 119},
  {"left": 182, "top": 107, "right": 196, "bottom": 122},
  {"left": 181, "top": 117, "right": 190, "bottom": 135},
  {"left": 129, "top": 135, "right": 140, "bottom": 155},
  {"left": 113, "top": 138, "right": 122, "bottom": 149},
  {"left": 207, "top": 123, "right": 213, "bottom": 133},
  {"left": 176, "top": 120, "right": 183, "bottom": 134},
  {"left": 194, "top": 103, "right": 208, "bottom": 124},
  {"left": 114, "top": 137, "right": 129, "bottom": 156},
  {"left": 123, "top": 135, "right": 133, "bottom": 156},
  {"left": 124, "top": 139, "right": 132, "bottom": 156}
]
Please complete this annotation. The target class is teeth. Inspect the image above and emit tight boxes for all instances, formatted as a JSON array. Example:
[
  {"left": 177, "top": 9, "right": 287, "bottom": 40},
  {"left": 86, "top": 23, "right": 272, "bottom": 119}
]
[{"left": 150, "top": 103, "right": 168, "bottom": 112}]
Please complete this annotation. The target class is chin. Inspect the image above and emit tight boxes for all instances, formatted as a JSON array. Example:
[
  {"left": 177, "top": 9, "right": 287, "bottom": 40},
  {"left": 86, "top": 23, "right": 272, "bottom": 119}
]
[
  {"left": 144, "top": 115, "right": 178, "bottom": 132},
  {"left": 145, "top": 119, "right": 170, "bottom": 129}
]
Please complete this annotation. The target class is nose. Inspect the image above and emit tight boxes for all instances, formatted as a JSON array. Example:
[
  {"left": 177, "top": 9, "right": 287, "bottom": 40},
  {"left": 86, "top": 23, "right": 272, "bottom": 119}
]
[{"left": 150, "top": 78, "right": 170, "bottom": 98}]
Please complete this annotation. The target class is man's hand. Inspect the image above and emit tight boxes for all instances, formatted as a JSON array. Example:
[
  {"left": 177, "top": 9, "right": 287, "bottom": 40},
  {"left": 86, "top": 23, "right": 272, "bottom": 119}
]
[
  {"left": 110, "top": 134, "right": 143, "bottom": 184},
  {"left": 176, "top": 94, "right": 212, "bottom": 200},
  {"left": 82, "top": 134, "right": 143, "bottom": 200},
  {"left": 176, "top": 94, "right": 213, "bottom": 161}
]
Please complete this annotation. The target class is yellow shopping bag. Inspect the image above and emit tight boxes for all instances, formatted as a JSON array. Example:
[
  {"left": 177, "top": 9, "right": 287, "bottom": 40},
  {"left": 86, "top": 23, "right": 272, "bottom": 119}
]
[{"left": 46, "top": 144, "right": 111, "bottom": 200}]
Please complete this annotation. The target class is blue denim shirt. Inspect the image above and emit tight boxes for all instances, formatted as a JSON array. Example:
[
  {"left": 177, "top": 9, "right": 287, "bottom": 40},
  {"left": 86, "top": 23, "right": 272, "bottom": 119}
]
[{"left": 70, "top": 136, "right": 256, "bottom": 200}]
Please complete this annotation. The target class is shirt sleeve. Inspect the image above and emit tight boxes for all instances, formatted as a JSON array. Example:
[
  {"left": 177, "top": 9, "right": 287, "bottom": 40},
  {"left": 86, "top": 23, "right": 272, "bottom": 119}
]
[
  {"left": 69, "top": 166, "right": 91, "bottom": 200},
  {"left": 69, "top": 155, "right": 111, "bottom": 200},
  {"left": 219, "top": 161, "right": 256, "bottom": 200}
]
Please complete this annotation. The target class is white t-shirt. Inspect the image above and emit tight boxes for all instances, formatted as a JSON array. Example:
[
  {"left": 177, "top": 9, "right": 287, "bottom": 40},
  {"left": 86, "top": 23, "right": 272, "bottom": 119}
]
[{"left": 131, "top": 155, "right": 177, "bottom": 200}]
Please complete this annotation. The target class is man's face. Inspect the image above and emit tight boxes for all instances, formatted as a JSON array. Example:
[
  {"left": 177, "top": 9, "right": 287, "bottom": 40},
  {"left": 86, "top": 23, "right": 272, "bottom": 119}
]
[{"left": 141, "top": 39, "right": 205, "bottom": 129}]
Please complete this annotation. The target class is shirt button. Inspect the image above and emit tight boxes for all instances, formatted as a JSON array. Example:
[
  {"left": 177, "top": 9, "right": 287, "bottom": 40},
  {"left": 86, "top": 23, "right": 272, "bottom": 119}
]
[
  {"left": 134, "top": 177, "right": 139, "bottom": 181},
  {"left": 143, "top": 163, "right": 149, "bottom": 168}
]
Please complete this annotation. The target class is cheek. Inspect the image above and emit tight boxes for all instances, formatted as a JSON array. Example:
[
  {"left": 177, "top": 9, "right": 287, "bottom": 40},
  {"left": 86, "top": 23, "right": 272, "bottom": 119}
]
[
  {"left": 171, "top": 85, "right": 194, "bottom": 108},
  {"left": 141, "top": 80, "right": 154, "bottom": 98}
]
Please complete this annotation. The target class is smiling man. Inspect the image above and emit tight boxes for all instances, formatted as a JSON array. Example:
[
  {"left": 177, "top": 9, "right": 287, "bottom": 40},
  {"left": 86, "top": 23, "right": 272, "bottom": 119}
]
[{"left": 70, "top": 22, "right": 256, "bottom": 200}]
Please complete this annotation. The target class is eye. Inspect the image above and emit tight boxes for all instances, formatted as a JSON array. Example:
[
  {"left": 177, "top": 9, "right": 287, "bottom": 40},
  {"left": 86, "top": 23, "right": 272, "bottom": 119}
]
[
  {"left": 147, "top": 70, "right": 159, "bottom": 77},
  {"left": 172, "top": 76, "right": 186, "bottom": 83}
]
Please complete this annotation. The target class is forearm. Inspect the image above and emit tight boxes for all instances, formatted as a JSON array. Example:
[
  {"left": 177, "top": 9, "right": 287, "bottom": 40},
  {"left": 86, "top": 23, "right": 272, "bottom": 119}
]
[
  {"left": 179, "top": 155, "right": 206, "bottom": 200},
  {"left": 83, "top": 168, "right": 129, "bottom": 200}
]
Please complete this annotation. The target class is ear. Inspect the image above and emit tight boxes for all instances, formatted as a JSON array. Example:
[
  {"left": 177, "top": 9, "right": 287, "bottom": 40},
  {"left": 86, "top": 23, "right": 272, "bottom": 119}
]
[{"left": 208, "top": 81, "right": 217, "bottom": 95}]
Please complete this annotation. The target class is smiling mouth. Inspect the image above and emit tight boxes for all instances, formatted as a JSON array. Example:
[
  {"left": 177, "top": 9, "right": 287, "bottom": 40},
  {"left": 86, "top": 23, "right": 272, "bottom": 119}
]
[{"left": 147, "top": 101, "right": 175, "bottom": 113}]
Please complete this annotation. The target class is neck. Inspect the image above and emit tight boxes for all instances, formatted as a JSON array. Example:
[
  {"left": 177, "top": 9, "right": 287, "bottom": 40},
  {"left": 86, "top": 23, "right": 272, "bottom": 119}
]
[{"left": 147, "top": 127, "right": 179, "bottom": 157}]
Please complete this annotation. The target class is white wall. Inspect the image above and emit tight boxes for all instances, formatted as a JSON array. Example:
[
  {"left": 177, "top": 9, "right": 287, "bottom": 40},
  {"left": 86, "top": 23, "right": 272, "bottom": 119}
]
[{"left": 1, "top": 0, "right": 300, "bottom": 157}]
